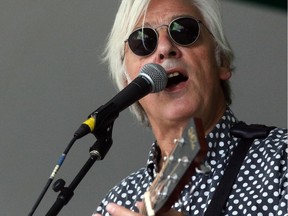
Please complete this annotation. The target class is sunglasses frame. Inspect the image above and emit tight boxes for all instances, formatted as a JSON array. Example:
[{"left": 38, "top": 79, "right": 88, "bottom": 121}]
[{"left": 125, "top": 16, "right": 213, "bottom": 57}]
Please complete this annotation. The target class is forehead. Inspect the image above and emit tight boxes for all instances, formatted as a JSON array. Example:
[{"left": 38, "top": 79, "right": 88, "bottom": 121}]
[{"left": 138, "top": 0, "right": 202, "bottom": 26}]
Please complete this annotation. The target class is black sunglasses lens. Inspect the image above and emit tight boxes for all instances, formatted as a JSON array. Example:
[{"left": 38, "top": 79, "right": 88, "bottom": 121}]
[
  {"left": 169, "top": 17, "right": 200, "bottom": 45},
  {"left": 128, "top": 28, "right": 157, "bottom": 56}
]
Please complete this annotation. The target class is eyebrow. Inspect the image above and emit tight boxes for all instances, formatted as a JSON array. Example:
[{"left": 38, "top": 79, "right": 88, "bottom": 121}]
[{"left": 138, "top": 14, "right": 195, "bottom": 28}]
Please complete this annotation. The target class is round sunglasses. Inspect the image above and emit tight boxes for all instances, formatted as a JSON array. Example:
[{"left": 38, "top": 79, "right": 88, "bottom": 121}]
[{"left": 125, "top": 16, "right": 212, "bottom": 57}]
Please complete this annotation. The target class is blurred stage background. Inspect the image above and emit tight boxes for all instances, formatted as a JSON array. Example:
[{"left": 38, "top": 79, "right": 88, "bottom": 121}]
[{"left": 0, "top": 0, "right": 286, "bottom": 215}]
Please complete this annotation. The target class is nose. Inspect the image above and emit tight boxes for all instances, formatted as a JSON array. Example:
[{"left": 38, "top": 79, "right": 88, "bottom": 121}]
[{"left": 155, "top": 28, "right": 181, "bottom": 61}]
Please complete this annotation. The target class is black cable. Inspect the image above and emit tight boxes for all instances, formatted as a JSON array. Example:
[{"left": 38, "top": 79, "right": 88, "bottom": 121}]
[{"left": 28, "top": 136, "right": 77, "bottom": 216}]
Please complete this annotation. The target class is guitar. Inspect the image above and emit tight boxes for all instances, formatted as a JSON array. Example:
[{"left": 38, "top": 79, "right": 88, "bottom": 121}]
[{"left": 140, "top": 118, "right": 208, "bottom": 216}]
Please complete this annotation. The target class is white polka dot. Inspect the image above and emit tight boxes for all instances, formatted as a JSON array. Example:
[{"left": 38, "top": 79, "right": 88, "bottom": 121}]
[
  {"left": 95, "top": 113, "right": 287, "bottom": 216},
  {"left": 251, "top": 206, "right": 257, "bottom": 211}
]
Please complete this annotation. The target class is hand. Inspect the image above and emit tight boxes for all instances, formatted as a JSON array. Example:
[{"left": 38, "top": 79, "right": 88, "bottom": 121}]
[
  {"left": 92, "top": 203, "right": 142, "bottom": 216},
  {"left": 92, "top": 202, "right": 185, "bottom": 216}
]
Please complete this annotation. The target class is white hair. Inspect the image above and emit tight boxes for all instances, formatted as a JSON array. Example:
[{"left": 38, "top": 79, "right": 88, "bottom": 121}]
[{"left": 102, "top": 0, "right": 234, "bottom": 126}]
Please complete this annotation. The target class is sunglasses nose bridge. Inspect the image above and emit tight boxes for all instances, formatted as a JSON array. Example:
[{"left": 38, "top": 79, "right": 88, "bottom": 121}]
[
  {"left": 154, "top": 24, "right": 172, "bottom": 43},
  {"left": 155, "top": 24, "right": 169, "bottom": 32}
]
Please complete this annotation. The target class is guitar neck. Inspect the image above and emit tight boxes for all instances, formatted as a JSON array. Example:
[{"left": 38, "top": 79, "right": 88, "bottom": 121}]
[{"left": 141, "top": 118, "right": 207, "bottom": 215}]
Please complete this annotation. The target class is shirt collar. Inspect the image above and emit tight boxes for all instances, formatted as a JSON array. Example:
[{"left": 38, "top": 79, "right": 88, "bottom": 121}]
[
  {"left": 146, "top": 107, "right": 239, "bottom": 177},
  {"left": 206, "top": 107, "right": 239, "bottom": 156}
]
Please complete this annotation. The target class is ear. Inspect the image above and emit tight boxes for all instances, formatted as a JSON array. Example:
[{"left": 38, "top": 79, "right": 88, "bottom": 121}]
[
  {"left": 122, "top": 70, "right": 129, "bottom": 87},
  {"left": 218, "top": 56, "right": 232, "bottom": 81},
  {"left": 219, "top": 66, "right": 231, "bottom": 81},
  {"left": 123, "top": 77, "right": 128, "bottom": 86},
  {"left": 123, "top": 65, "right": 136, "bottom": 87}
]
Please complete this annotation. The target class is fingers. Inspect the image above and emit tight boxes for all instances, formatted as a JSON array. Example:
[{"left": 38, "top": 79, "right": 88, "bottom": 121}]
[
  {"left": 101, "top": 202, "right": 185, "bottom": 216},
  {"left": 106, "top": 203, "right": 142, "bottom": 216}
]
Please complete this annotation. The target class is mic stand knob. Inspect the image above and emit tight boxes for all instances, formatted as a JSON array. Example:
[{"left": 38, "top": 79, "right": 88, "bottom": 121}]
[
  {"left": 46, "top": 122, "right": 115, "bottom": 216},
  {"left": 52, "top": 179, "right": 66, "bottom": 192}
]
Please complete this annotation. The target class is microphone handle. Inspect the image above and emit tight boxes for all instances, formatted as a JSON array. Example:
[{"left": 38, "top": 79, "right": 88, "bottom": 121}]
[{"left": 91, "top": 76, "right": 151, "bottom": 130}]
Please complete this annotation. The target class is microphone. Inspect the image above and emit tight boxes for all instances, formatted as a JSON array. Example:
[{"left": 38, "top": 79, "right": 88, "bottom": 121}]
[{"left": 74, "top": 63, "right": 167, "bottom": 139}]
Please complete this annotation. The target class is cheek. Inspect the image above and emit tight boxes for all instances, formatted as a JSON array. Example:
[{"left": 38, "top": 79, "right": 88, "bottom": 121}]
[
  {"left": 138, "top": 93, "right": 162, "bottom": 113},
  {"left": 198, "top": 48, "right": 225, "bottom": 83},
  {"left": 191, "top": 53, "right": 219, "bottom": 86},
  {"left": 124, "top": 56, "right": 148, "bottom": 81},
  {"left": 139, "top": 92, "right": 156, "bottom": 105}
]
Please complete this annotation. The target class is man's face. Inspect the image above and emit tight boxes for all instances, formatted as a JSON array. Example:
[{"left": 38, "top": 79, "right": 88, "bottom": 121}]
[{"left": 124, "top": 0, "right": 231, "bottom": 133}]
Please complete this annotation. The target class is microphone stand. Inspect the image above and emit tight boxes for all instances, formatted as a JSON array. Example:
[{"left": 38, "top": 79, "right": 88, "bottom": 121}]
[{"left": 46, "top": 122, "right": 114, "bottom": 216}]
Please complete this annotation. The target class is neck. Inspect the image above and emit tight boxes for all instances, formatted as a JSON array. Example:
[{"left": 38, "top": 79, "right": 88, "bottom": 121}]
[
  {"left": 151, "top": 105, "right": 227, "bottom": 165},
  {"left": 152, "top": 119, "right": 188, "bottom": 159}
]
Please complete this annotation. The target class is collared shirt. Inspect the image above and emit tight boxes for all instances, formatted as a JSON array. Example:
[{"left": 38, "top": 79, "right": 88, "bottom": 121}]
[{"left": 95, "top": 108, "right": 288, "bottom": 215}]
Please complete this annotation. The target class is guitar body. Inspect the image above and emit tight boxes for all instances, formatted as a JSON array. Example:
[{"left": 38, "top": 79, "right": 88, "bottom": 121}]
[{"left": 142, "top": 118, "right": 208, "bottom": 216}]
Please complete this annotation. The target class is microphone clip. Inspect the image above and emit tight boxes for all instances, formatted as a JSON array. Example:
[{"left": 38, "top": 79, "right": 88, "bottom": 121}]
[{"left": 89, "top": 120, "right": 114, "bottom": 161}]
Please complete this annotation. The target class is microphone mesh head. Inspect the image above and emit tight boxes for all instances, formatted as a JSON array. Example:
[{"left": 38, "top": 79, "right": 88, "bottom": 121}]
[{"left": 139, "top": 63, "right": 168, "bottom": 93}]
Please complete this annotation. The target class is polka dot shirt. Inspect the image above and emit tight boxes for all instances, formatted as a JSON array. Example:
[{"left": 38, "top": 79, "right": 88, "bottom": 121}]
[{"left": 94, "top": 108, "right": 288, "bottom": 215}]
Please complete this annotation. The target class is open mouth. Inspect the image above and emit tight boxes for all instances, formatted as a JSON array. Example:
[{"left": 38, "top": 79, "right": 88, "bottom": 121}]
[{"left": 166, "top": 72, "right": 188, "bottom": 88}]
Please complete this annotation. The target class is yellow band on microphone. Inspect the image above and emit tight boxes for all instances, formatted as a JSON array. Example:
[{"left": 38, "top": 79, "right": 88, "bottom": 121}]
[{"left": 83, "top": 117, "right": 95, "bottom": 132}]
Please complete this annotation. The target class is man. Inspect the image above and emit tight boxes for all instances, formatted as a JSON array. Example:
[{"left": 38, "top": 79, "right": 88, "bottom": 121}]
[{"left": 93, "top": 0, "right": 287, "bottom": 215}]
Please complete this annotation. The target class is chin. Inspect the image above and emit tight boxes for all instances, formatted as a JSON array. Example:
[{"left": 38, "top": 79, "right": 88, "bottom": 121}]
[{"left": 166, "top": 109, "right": 196, "bottom": 122}]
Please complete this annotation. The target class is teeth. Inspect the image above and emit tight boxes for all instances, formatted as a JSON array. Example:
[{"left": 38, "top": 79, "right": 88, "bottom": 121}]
[{"left": 168, "top": 72, "right": 180, "bottom": 78}]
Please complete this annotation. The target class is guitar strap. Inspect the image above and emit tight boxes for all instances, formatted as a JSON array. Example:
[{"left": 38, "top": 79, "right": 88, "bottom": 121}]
[{"left": 204, "top": 121, "right": 276, "bottom": 216}]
